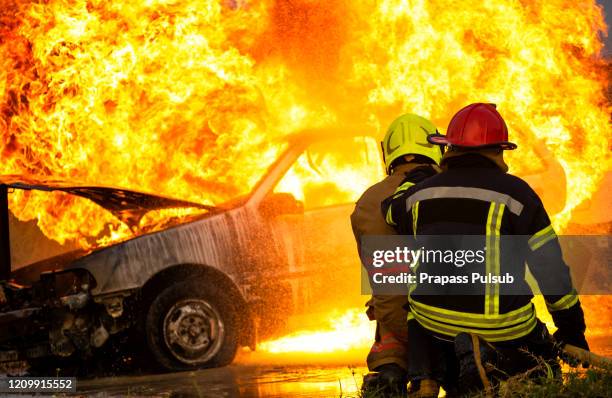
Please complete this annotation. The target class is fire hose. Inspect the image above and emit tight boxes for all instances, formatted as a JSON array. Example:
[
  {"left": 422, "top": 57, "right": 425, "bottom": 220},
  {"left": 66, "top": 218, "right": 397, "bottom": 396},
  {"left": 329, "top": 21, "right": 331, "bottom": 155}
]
[
  {"left": 562, "top": 344, "right": 612, "bottom": 368},
  {"left": 469, "top": 344, "right": 612, "bottom": 398}
]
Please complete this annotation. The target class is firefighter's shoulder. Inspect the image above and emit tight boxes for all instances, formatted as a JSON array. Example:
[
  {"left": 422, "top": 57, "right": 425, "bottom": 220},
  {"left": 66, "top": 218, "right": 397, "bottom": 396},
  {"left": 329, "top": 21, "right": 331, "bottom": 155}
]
[
  {"left": 495, "top": 172, "right": 545, "bottom": 208},
  {"left": 465, "top": 169, "right": 544, "bottom": 209},
  {"left": 383, "top": 174, "right": 430, "bottom": 222},
  {"left": 390, "top": 176, "right": 421, "bottom": 200},
  {"left": 355, "top": 175, "right": 401, "bottom": 206},
  {"left": 354, "top": 175, "right": 405, "bottom": 226},
  {"left": 391, "top": 166, "right": 438, "bottom": 198}
]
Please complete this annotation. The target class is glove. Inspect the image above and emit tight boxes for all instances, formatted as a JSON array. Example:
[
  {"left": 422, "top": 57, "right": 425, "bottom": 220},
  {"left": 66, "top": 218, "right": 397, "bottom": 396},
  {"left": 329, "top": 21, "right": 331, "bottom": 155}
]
[
  {"left": 550, "top": 301, "right": 586, "bottom": 333},
  {"left": 553, "top": 329, "right": 589, "bottom": 351},
  {"left": 553, "top": 329, "right": 590, "bottom": 368},
  {"left": 550, "top": 301, "right": 589, "bottom": 368}
]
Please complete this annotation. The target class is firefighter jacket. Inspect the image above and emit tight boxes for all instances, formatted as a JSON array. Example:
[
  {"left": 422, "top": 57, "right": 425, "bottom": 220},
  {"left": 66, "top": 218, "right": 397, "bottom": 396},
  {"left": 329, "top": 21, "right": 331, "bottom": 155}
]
[
  {"left": 351, "top": 163, "right": 437, "bottom": 252},
  {"left": 352, "top": 161, "right": 438, "bottom": 371},
  {"left": 382, "top": 154, "right": 586, "bottom": 343}
]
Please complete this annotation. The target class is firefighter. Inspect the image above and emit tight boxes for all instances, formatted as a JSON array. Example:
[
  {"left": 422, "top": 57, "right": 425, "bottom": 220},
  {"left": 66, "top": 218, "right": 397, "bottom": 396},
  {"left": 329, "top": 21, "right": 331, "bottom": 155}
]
[
  {"left": 351, "top": 113, "right": 442, "bottom": 395},
  {"left": 383, "top": 103, "right": 589, "bottom": 396}
]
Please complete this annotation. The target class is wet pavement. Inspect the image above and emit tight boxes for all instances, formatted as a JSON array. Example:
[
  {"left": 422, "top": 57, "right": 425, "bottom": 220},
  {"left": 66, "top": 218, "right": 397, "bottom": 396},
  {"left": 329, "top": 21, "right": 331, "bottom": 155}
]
[
  {"left": 77, "top": 364, "right": 368, "bottom": 397},
  {"left": 73, "top": 335, "right": 611, "bottom": 397}
]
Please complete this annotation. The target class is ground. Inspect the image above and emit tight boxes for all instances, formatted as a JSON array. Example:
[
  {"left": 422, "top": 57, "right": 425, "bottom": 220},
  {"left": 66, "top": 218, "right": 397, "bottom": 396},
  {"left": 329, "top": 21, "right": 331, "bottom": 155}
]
[
  {"left": 77, "top": 365, "right": 367, "bottom": 397},
  {"left": 71, "top": 336, "right": 611, "bottom": 397}
]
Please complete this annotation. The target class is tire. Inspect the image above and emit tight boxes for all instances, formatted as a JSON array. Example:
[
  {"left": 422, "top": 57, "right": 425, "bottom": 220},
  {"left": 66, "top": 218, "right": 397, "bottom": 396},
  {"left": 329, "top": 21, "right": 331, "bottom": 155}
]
[{"left": 145, "top": 280, "right": 239, "bottom": 371}]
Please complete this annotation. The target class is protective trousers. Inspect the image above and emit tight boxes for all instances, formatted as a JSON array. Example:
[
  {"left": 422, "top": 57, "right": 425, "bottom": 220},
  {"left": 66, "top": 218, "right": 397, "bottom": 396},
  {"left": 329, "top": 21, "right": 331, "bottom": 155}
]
[{"left": 366, "top": 294, "right": 409, "bottom": 371}]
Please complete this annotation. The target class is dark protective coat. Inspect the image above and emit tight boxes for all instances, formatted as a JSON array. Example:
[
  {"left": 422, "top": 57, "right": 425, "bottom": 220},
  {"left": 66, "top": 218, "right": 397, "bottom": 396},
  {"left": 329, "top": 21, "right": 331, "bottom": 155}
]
[{"left": 383, "top": 153, "right": 586, "bottom": 344}]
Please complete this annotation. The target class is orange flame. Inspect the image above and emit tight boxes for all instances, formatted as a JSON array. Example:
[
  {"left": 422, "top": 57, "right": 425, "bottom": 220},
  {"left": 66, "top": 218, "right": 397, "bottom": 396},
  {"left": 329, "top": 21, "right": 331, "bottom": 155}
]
[
  {"left": 256, "top": 297, "right": 611, "bottom": 358},
  {"left": 0, "top": 0, "right": 610, "bottom": 355},
  {"left": 259, "top": 309, "right": 374, "bottom": 354},
  {"left": 1, "top": 0, "right": 609, "bottom": 247}
]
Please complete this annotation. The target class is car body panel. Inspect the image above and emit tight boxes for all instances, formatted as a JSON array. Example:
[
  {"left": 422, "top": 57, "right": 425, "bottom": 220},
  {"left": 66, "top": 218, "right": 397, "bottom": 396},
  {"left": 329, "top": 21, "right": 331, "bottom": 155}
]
[{"left": 68, "top": 209, "right": 254, "bottom": 296}]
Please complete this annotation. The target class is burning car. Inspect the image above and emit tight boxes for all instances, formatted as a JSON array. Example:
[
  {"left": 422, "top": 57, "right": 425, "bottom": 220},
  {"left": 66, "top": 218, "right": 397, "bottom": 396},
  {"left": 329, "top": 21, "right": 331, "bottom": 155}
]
[
  {"left": 0, "top": 127, "right": 600, "bottom": 373},
  {"left": 0, "top": 128, "right": 383, "bottom": 373}
]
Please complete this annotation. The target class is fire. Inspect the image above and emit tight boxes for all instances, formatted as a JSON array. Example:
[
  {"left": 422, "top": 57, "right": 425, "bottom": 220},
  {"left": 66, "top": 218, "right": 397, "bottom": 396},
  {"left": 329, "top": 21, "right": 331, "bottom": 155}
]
[
  {"left": 255, "top": 297, "right": 610, "bottom": 359},
  {"left": 1, "top": 0, "right": 609, "bottom": 247},
  {"left": 259, "top": 308, "right": 374, "bottom": 354},
  {"left": 0, "top": 0, "right": 330, "bottom": 246},
  {"left": 274, "top": 136, "right": 386, "bottom": 207},
  {"left": 0, "top": 0, "right": 609, "bottom": 355}
]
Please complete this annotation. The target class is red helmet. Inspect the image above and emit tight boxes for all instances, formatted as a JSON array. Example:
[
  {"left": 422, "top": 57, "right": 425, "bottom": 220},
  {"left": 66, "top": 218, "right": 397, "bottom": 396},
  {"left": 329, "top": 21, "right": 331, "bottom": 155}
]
[{"left": 428, "top": 103, "right": 517, "bottom": 150}]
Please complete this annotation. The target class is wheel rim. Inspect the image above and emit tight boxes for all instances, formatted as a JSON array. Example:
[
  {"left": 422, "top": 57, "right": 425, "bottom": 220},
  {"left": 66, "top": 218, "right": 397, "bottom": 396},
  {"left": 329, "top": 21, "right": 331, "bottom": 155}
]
[{"left": 162, "top": 298, "right": 224, "bottom": 365}]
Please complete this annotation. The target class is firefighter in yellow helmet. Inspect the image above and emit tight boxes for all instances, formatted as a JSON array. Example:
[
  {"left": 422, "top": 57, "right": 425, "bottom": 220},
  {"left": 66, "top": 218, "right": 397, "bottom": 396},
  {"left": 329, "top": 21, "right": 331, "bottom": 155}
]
[{"left": 351, "top": 114, "right": 442, "bottom": 395}]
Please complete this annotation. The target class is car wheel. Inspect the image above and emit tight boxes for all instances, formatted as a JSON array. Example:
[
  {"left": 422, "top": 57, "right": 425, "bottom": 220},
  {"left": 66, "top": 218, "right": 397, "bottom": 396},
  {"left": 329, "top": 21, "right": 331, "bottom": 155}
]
[{"left": 145, "top": 280, "right": 238, "bottom": 371}]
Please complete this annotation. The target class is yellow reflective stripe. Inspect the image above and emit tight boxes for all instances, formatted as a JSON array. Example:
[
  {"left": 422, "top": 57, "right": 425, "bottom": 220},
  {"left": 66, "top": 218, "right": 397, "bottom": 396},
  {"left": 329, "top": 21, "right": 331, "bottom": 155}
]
[
  {"left": 407, "top": 312, "right": 415, "bottom": 321},
  {"left": 412, "top": 201, "right": 419, "bottom": 237},
  {"left": 393, "top": 181, "right": 414, "bottom": 196},
  {"left": 528, "top": 225, "right": 556, "bottom": 251},
  {"left": 407, "top": 200, "right": 420, "bottom": 294},
  {"left": 386, "top": 181, "right": 416, "bottom": 226},
  {"left": 531, "top": 224, "right": 554, "bottom": 241},
  {"left": 409, "top": 300, "right": 534, "bottom": 328},
  {"left": 493, "top": 204, "right": 505, "bottom": 315},
  {"left": 408, "top": 259, "right": 419, "bottom": 296},
  {"left": 410, "top": 297, "right": 533, "bottom": 320},
  {"left": 408, "top": 269, "right": 418, "bottom": 296},
  {"left": 413, "top": 309, "right": 537, "bottom": 342},
  {"left": 385, "top": 206, "right": 396, "bottom": 226},
  {"left": 484, "top": 204, "right": 495, "bottom": 315},
  {"left": 546, "top": 290, "right": 579, "bottom": 312},
  {"left": 485, "top": 203, "right": 504, "bottom": 316}
]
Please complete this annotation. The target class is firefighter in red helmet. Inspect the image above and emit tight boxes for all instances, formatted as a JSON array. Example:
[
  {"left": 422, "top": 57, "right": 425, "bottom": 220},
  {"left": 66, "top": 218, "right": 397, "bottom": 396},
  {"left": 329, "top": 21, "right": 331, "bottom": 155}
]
[{"left": 383, "top": 103, "right": 589, "bottom": 396}]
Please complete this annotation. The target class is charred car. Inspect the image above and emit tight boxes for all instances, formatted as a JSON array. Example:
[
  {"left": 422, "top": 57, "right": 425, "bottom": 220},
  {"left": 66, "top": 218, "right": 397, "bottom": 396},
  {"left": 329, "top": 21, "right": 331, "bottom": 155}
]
[{"left": 0, "top": 128, "right": 597, "bottom": 373}]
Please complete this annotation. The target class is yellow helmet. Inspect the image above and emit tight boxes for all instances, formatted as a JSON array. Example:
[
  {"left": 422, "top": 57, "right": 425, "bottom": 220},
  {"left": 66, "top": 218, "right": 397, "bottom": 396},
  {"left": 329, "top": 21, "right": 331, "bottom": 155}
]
[{"left": 382, "top": 113, "right": 442, "bottom": 174}]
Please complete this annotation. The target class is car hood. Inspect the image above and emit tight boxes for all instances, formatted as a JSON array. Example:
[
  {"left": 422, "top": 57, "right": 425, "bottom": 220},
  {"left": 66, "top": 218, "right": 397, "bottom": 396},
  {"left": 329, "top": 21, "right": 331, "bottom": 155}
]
[
  {"left": 7, "top": 176, "right": 242, "bottom": 285},
  {"left": 1, "top": 175, "right": 214, "bottom": 227}
]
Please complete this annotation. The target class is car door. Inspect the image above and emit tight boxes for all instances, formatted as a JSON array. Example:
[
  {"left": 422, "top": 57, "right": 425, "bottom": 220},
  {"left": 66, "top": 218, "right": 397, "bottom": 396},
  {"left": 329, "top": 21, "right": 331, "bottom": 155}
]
[{"left": 270, "top": 135, "right": 386, "bottom": 314}]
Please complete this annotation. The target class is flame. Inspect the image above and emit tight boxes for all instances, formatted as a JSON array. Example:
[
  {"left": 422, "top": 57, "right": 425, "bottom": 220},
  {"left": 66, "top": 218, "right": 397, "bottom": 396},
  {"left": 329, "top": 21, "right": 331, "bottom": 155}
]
[
  {"left": 1, "top": 0, "right": 609, "bottom": 247},
  {"left": 259, "top": 308, "right": 374, "bottom": 354},
  {"left": 252, "top": 308, "right": 376, "bottom": 366},
  {"left": 0, "top": 0, "right": 332, "bottom": 247},
  {"left": 274, "top": 136, "right": 386, "bottom": 208},
  {"left": 0, "top": 0, "right": 610, "bottom": 356},
  {"left": 256, "top": 297, "right": 611, "bottom": 358}
]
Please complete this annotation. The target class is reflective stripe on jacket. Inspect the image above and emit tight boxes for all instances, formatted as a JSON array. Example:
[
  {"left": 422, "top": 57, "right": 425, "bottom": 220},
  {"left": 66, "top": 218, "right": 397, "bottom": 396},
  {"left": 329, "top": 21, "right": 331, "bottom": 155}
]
[{"left": 383, "top": 154, "right": 585, "bottom": 342}]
